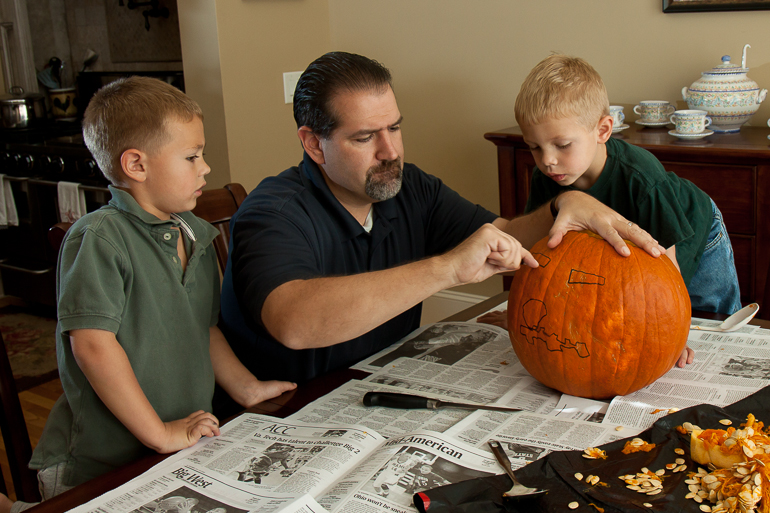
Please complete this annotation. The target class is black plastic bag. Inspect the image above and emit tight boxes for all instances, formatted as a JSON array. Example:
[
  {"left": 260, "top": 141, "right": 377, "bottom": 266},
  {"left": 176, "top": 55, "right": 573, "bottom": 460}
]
[{"left": 414, "top": 385, "right": 770, "bottom": 512}]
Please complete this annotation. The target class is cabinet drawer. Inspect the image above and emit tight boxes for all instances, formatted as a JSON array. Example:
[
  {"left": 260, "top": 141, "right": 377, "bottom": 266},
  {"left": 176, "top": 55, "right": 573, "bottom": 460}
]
[{"left": 660, "top": 162, "right": 754, "bottom": 235}]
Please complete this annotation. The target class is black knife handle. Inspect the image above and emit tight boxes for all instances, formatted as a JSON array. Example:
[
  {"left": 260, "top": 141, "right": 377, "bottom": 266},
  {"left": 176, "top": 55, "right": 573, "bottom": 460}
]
[{"left": 363, "top": 392, "right": 431, "bottom": 409}]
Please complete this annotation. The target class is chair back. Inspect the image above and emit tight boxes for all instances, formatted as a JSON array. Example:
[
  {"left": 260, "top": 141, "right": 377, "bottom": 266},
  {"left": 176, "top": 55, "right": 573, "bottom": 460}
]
[
  {"left": 0, "top": 329, "right": 42, "bottom": 501},
  {"left": 48, "top": 222, "right": 73, "bottom": 257},
  {"left": 192, "top": 183, "right": 248, "bottom": 273}
]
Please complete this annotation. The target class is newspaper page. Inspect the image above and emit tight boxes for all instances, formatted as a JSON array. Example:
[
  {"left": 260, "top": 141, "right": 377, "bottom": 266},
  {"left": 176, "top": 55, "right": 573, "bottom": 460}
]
[
  {"left": 285, "top": 379, "right": 478, "bottom": 438},
  {"left": 603, "top": 321, "right": 770, "bottom": 430},
  {"left": 68, "top": 413, "right": 385, "bottom": 513},
  {"left": 68, "top": 415, "right": 501, "bottom": 513},
  {"left": 351, "top": 322, "right": 516, "bottom": 375},
  {"left": 278, "top": 494, "right": 326, "bottom": 513},
  {"left": 287, "top": 360, "right": 563, "bottom": 439},
  {"left": 444, "top": 407, "right": 636, "bottom": 471},
  {"left": 362, "top": 356, "right": 557, "bottom": 408},
  {"left": 312, "top": 430, "right": 499, "bottom": 513}
]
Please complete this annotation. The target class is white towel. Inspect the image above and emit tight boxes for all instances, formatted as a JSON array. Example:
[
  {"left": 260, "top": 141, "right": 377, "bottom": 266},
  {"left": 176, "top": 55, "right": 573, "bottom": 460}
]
[
  {"left": 0, "top": 174, "right": 19, "bottom": 227},
  {"left": 57, "top": 181, "right": 87, "bottom": 223}
]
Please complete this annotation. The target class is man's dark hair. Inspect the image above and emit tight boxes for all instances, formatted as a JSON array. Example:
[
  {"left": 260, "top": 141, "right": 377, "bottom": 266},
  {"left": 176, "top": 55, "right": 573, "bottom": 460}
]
[{"left": 293, "top": 51, "right": 393, "bottom": 138}]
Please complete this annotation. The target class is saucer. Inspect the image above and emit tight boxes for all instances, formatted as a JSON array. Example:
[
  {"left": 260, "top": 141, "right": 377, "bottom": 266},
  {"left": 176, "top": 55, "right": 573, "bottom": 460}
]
[
  {"left": 635, "top": 119, "right": 670, "bottom": 127},
  {"left": 612, "top": 124, "right": 630, "bottom": 133},
  {"left": 668, "top": 129, "right": 714, "bottom": 140}
]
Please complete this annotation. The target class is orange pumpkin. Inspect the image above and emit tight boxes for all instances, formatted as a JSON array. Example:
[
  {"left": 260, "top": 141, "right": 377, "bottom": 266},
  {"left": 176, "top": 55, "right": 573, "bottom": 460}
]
[{"left": 507, "top": 231, "right": 690, "bottom": 399}]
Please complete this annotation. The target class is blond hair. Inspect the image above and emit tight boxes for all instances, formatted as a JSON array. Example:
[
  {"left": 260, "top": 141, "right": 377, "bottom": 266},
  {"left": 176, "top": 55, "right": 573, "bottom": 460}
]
[
  {"left": 82, "top": 76, "right": 203, "bottom": 185},
  {"left": 514, "top": 54, "right": 609, "bottom": 130}
]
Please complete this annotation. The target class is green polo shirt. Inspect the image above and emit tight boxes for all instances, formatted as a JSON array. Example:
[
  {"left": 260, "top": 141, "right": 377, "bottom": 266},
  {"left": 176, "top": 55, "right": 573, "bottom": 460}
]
[
  {"left": 525, "top": 137, "right": 712, "bottom": 285},
  {"left": 30, "top": 186, "right": 220, "bottom": 486}
]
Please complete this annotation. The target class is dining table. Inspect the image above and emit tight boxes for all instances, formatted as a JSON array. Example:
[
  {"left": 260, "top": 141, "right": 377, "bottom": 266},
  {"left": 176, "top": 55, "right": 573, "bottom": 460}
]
[{"left": 26, "top": 292, "right": 768, "bottom": 512}]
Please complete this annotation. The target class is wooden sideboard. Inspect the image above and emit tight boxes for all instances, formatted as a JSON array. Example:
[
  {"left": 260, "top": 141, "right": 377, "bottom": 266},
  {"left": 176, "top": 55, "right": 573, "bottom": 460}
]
[{"left": 484, "top": 124, "right": 770, "bottom": 306}]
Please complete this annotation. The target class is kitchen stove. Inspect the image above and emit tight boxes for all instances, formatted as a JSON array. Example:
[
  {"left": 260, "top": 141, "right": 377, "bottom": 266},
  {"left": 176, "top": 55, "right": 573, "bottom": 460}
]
[
  {"left": 0, "top": 119, "right": 109, "bottom": 306},
  {"left": 1, "top": 120, "right": 106, "bottom": 185}
]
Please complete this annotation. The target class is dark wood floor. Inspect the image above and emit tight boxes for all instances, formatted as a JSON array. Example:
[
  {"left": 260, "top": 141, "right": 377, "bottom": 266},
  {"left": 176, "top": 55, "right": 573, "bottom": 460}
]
[{"left": 0, "top": 378, "right": 62, "bottom": 501}]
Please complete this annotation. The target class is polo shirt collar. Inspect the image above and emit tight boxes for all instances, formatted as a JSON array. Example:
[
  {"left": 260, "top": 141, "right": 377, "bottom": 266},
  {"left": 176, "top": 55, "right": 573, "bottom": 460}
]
[
  {"left": 299, "top": 153, "right": 400, "bottom": 241},
  {"left": 107, "top": 186, "right": 217, "bottom": 247}
]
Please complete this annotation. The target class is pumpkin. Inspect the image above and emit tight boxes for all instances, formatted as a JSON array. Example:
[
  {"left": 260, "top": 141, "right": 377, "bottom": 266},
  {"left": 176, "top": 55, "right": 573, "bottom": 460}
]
[
  {"left": 507, "top": 231, "right": 690, "bottom": 399},
  {"left": 690, "top": 428, "right": 745, "bottom": 468}
]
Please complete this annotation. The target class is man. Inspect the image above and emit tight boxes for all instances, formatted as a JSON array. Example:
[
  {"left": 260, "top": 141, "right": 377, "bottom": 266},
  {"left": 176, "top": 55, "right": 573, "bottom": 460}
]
[{"left": 219, "top": 52, "right": 664, "bottom": 384}]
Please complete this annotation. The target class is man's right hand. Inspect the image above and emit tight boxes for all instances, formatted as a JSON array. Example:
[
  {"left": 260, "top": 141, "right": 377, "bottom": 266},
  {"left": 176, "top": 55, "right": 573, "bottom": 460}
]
[{"left": 442, "top": 223, "right": 539, "bottom": 286}]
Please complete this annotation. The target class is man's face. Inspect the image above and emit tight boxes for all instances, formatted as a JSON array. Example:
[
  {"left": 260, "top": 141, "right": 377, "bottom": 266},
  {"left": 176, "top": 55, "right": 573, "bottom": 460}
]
[{"left": 316, "top": 86, "right": 404, "bottom": 211}]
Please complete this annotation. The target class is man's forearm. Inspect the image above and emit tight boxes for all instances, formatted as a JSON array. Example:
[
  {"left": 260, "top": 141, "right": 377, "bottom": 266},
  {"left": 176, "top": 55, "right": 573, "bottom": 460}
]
[
  {"left": 262, "top": 257, "right": 453, "bottom": 350},
  {"left": 261, "top": 223, "right": 536, "bottom": 350},
  {"left": 493, "top": 200, "right": 554, "bottom": 250}
]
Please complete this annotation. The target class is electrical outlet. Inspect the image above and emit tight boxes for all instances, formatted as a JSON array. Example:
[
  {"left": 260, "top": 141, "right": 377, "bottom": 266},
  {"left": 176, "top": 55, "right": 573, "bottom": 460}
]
[{"left": 283, "top": 71, "right": 302, "bottom": 104}]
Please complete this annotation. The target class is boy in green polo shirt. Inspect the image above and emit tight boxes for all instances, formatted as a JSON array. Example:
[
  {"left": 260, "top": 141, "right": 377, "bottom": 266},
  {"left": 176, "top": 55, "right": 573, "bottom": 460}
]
[
  {"left": 480, "top": 54, "right": 741, "bottom": 369},
  {"left": 0, "top": 76, "right": 296, "bottom": 511}
]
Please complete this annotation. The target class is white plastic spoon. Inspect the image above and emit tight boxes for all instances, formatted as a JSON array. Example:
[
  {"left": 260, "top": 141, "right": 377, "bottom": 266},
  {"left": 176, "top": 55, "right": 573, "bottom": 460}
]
[{"left": 690, "top": 303, "right": 760, "bottom": 332}]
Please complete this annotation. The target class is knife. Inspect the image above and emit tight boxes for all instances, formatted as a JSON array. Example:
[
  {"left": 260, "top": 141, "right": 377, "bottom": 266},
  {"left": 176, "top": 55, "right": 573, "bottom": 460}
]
[{"left": 363, "top": 391, "right": 523, "bottom": 413}]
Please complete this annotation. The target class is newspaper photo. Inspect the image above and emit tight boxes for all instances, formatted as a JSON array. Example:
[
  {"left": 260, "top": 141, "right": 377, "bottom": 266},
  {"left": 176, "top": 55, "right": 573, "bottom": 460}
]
[{"left": 351, "top": 322, "right": 515, "bottom": 375}]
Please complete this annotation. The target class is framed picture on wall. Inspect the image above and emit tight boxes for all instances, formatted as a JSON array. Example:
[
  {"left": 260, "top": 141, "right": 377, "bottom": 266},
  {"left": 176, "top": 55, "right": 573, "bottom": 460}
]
[{"left": 663, "top": 0, "right": 770, "bottom": 12}]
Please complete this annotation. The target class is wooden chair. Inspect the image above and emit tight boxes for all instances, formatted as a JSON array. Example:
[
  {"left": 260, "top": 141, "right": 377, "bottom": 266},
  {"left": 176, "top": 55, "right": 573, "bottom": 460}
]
[
  {"left": 192, "top": 183, "right": 248, "bottom": 272},
  {"left": 47, "top": 222, "right": 73, "bottom": 257},
  {"left": 0, "top": 329, "right": 41, "bottom": 502}
]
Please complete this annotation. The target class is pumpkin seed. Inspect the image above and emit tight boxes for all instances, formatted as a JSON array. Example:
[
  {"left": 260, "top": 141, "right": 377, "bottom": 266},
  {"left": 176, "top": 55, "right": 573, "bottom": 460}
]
[
  {"left": 675, "top": 448, "right": 685, "bottom": 455},
  {"left": 569, "top": 502, "right": 579, "bottom": 509},
  {"left": 719, "top": 419, "right": 732, "bottom": 425},
  {"left": 574, "top": 473, "right": 583, "bottom": 481}
]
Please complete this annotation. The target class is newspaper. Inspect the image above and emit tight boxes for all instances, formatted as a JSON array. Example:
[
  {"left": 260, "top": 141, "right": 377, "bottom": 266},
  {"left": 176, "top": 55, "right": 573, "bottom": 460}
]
[
  {"left": 68, "top": 413, "right": 500, "bottom": 513},
  {"left": 65, "top": 315, "right": 770, "bottom": 513},
  {"left": 443, "top": 406, "right": 634, "bottom": 470},
  {"left": 351, "top": 322, "right": 516, "bottom": 375},
  {"left": 604, "top": 319, "right": 770, "bottom": 430}
]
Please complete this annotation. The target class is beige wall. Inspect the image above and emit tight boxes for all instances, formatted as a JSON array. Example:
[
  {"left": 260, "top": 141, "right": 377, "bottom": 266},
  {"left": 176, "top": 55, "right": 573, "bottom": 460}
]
[
  {"left": 182, "top": 0, "right": 770, "bottom": 297},
  {"left": 178, "top": 0, "right": 230, "bottom": 188},
  {"left": 214, "top": 0, "right": 330, "bottom": 189}
]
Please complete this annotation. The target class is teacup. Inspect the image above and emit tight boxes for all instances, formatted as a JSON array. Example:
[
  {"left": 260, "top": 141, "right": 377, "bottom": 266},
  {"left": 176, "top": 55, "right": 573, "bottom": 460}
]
[
  {"left": 634, "top": 100, "right": 676, "bottom": 123},
  {"left": 609, "top": 105, "right": 625, "bottom": 127},
  {"left": 670, "top": 110, "right": 712, "bottom": 134}
]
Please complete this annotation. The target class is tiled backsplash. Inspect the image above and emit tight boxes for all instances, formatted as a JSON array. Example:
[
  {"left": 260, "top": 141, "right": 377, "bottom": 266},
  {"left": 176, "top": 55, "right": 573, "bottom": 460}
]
[{"left": 27, "top": 0, "right": 182, "bottom": 90}]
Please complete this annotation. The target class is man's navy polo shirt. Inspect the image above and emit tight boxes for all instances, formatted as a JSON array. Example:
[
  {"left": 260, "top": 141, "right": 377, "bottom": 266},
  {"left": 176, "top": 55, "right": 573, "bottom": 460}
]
[{"left": 219, "top": 153, "right": 498, "bottom": 383}]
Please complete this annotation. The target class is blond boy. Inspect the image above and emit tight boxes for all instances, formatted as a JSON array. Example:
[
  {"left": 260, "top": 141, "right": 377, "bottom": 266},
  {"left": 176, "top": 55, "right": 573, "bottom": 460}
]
[
  {"left": 481, "top": 55, "right": 741, "bottom": 367},
  {"left": 1, "top": 77, "right": 295, "bottom": 511}
]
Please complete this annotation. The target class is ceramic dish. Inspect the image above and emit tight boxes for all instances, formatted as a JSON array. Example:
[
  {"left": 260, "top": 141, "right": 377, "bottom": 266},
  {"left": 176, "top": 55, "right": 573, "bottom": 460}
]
[
  {"left": 668, "top": 129, "right": 714, "bottom": 141},
  {"left": 635, "top": 119, "right": 670, "bottom": 127},
  {"left": 612, "top": 124, "right": 630, "bottom": 134}
]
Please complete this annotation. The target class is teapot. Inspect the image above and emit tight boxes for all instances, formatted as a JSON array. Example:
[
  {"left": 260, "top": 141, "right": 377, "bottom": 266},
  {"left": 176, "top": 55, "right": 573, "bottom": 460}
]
[{"left": 682, "top": 44, "right": 766, "bottom": 133}]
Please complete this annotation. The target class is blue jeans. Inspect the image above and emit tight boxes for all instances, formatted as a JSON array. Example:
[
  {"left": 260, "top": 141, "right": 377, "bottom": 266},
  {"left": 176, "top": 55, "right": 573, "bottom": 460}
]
[{"left": 687, "top": 199, "right": 741, "bottom": 315}]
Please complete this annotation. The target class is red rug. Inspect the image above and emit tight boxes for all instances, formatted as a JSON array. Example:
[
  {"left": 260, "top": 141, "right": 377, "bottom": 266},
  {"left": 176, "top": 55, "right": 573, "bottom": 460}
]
[{"left": 0, "top": 305, "right": 59, "bottom": 391}]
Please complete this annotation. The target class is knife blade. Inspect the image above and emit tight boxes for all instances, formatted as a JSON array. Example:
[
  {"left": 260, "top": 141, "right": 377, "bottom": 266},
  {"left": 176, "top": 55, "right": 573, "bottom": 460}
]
[{"left": 363, "top": 391, "right": 522, "bottom": 413}]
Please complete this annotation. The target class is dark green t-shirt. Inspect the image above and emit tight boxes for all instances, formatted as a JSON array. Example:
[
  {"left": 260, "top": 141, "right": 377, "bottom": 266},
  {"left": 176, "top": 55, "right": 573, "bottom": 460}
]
[
  {"left": 30, "top": 186, "right": 220, "bottom": 486},
  {"left": 525, "top": 137, "right": 712, "bottom": 285}
]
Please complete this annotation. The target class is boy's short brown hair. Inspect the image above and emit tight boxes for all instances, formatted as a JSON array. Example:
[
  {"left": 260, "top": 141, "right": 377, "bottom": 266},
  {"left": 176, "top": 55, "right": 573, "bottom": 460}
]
[
  {"left": 514, "top": 54, "right": 609, "bottom": 130},
  {"left": 82, "top": 76, "right": 203, "bottom": 185}
]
